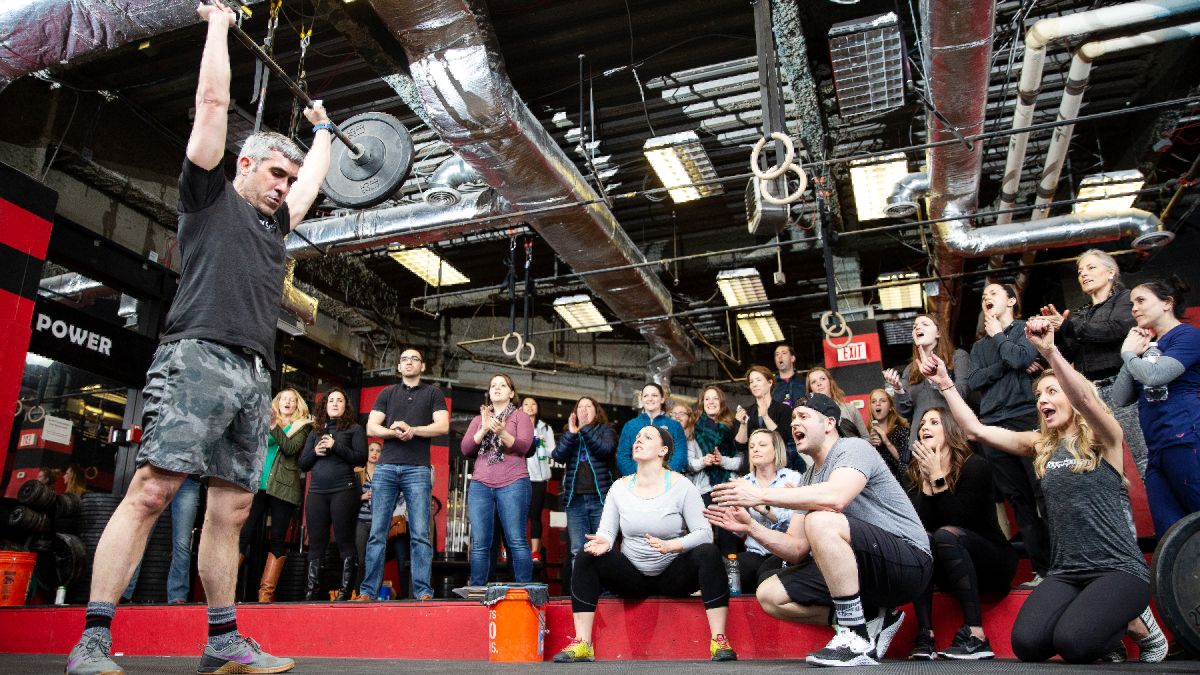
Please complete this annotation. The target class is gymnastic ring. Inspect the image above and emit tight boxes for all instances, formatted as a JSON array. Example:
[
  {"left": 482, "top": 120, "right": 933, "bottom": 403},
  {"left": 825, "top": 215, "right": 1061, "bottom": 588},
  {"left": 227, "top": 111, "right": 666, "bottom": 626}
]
[
  {"left": 819, "top": 310, "right": 849, "bottom": 338},
  {"left": 515, "top": 341, "right": 536, "bottom": 367},
  {"left": 750, "top": 132, "right": 795, "bottom": 180},
  {"left": 760, "top": 163, "right": 808, "bottom": 205},
  {"left": 84, "top": 466, "right": 99, "bottom": 480},
  {"left": 13, "top": 399, "right": 23, "bottom": 418},
  {"left": 500, "top": 331, "right": 523, "bottom": 357},
  {"left": 26, "top": 404, "right": 45, "bottom": 423},
  {"left": 825, "top": 333, "right": 855, "bottom": 350}
]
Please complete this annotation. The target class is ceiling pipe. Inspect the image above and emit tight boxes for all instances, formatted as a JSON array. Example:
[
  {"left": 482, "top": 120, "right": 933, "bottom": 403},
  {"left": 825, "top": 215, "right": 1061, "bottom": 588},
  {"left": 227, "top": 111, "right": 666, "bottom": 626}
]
[
  {"left": 885, "top": 172, "right": 930, "bottom": 218},
  {"left": 940, "top": 208, "right": 1172, "bottom": 257},
  {"left": 423, "top": 154, "right": 484, "bottom": 206},
  {"left": 993, "top": 0, "right": 1200, "bottom": 229},
  {"left": 286, "top": 190, "right": 516, "bottom": 259},
  {"left": 366, "top": 0, "right": 695, "bottom": 384},
  {"left": 0, "top": 0, "right": 264, "bottom": 93},
  {"left": 1000, "top": 21, "right": 1199, "bottom": 288},
  {"left": 922, "top": 0, "right": 996, "bottom": 328}
]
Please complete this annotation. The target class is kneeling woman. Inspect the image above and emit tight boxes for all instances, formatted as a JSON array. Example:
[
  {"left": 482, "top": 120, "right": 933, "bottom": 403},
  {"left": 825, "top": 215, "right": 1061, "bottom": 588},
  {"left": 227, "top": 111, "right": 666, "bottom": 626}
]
[
  {"left": 906, "top": 408, "right": 1017, "bottom": 660},
  {"left": 555, "top": 426, "right": 736, "bottom": 663},
  {"left": 924, "top": 318, "right": 1167, "bottom": 664}
]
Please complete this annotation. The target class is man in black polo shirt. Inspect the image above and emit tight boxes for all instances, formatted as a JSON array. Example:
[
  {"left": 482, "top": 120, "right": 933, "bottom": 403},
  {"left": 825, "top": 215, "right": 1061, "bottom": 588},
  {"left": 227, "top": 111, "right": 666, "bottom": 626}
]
[
  {"left": 772, "top": 342, "right": 806, "bottom": 408},
  {"left": 66, "top": 4, "right": 331, "bottom": 674},
  {"left": 359, "top": 348, "right": 449, "bottom": 600}
]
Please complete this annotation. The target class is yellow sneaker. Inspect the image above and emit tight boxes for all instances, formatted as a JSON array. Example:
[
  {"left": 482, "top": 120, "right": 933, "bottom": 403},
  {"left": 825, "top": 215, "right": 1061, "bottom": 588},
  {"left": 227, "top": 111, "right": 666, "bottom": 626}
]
[
  {"left": 553, "top": 638, "right": 595, "bottom": 663},
  {"left": 710, "top": 634, "right": 737, "bottom": 661}
]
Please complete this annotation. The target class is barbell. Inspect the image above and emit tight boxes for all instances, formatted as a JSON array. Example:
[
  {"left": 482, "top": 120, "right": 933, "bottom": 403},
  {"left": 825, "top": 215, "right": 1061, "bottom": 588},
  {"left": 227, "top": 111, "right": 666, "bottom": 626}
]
[{"left": 210, "top": 0, "right": 413, "bottom": 208}]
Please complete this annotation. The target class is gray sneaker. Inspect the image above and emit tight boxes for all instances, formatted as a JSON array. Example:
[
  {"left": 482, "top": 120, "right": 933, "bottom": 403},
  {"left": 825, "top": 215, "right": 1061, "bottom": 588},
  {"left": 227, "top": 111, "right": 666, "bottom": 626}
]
[
  {"left": 65, "top": 633, "right": 124, "bottom": 675},
  {"left": 196, "top": 635, "right": 295, "bottom": 674}
]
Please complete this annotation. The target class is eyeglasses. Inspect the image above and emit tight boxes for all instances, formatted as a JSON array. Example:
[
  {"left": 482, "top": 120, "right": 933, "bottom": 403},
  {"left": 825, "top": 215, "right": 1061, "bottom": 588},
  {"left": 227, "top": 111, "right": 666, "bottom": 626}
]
[
  {"left": 671, "top": 411, "right": 691, "bottom": 418},
  {"left": 399, "top": 355, "right": 423, "bottom": 363}
]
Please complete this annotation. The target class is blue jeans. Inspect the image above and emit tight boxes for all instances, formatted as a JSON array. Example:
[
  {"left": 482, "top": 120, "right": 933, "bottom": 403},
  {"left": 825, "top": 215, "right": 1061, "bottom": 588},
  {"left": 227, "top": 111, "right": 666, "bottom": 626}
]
[
  {"left": 123, "top": 476, "right": 201, "bottom": 602},
  {"left": 360, "top": 464, "right": 433, "bottom": 599},
  {"left": 565, "top": 493, "right": 604, "bottom": 567},
  {"left": 468, "top": 478, "right": 532, "bottom": 586}
]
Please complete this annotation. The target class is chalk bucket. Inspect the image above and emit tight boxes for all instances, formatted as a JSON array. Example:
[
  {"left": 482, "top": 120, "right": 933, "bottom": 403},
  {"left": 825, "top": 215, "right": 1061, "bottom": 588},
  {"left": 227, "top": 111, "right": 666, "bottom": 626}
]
[
  {"left": 0, "top": 552, "right": 37, "bottom": 606},
  {"left": 485, "top": 582, "right": 548, "bottom": 662}
]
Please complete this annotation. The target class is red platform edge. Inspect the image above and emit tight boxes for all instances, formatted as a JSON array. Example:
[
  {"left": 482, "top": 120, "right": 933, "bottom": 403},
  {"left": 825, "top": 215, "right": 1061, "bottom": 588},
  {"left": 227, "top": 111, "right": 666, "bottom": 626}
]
[{"left": 0, "top": 592, "right": 1165, "bottom": 661}]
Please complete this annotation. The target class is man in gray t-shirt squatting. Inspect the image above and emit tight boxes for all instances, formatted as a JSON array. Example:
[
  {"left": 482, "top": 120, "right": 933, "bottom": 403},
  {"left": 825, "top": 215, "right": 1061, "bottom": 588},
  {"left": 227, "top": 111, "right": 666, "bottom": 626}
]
[{"left": 708, "top": 393, "right": 932, "bottom": 667}]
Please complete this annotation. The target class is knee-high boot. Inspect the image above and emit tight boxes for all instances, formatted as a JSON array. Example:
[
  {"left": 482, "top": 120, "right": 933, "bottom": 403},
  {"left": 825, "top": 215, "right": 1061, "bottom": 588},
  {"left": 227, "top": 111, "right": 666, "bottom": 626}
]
[
  {"left": 337, "top": 557, "right": 356, "bottom": 601},
  {"left": 304, "top": 559, "right": 322, "bottom": 601},
  {"left": 258, "top": 553, "right": 287, "bottom": 603}
]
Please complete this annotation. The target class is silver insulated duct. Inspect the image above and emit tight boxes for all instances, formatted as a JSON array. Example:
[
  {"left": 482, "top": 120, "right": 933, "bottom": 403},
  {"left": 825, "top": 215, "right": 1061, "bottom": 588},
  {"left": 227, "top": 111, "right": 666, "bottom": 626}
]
[
  {"left": 0, "top": 1, "right": 260, "bottom": 93},
  {"left": 940, "top": 209, "right": 1172, "bottom": 258},
  {"left": 368, "top": 0, "right": 694, "bottom": 380}
]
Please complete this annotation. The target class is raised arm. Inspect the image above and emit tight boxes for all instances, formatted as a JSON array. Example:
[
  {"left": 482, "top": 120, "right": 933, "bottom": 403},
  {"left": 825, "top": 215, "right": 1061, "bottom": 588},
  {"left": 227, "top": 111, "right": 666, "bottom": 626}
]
[
  {"left": 284, "top": 105, "right": 332, "bottom": 231},
  {"left": 923, "top": 353, "right": 1037, "bottom": 457},
  {"left": 186, "top": 3, "right": 234, "bottom": 171},
  {"left": 1028, "top": 318, "right": 1123, "bottom": 454}
]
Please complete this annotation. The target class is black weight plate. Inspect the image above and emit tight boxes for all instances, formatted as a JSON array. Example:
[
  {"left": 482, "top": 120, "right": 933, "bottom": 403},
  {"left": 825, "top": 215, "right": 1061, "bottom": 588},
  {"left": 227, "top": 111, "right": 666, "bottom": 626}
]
[
  {"left": 18, "top": 479, "right": 56, "bottom": 512},
  {"left": 1152, "top": 511, "right": 1200, "bottom": 658},
  {"left": 56, "top": 492, "right": 81, "bottom": 519},
  {"left": 321, "top": 112, "right": 413, "bottom": 208}
]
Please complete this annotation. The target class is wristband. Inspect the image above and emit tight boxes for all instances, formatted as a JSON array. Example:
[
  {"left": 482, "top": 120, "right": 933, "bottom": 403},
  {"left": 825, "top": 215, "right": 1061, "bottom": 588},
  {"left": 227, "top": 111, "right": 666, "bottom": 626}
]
[
  {"left": 313, "top": 122, "right": 334, "bottom": 134},
  {"left": 939, "top": 384, "right": 955, "bottom": 392}
]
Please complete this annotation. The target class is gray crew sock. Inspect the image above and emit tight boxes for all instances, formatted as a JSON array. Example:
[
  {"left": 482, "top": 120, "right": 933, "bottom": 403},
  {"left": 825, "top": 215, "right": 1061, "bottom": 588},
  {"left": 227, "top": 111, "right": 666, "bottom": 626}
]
[
  {"left": 207, "top": 605, "right": 240, "bottom": 651},
  {"left": 82, "top": 600, "right": 116, "bottom": 641}
]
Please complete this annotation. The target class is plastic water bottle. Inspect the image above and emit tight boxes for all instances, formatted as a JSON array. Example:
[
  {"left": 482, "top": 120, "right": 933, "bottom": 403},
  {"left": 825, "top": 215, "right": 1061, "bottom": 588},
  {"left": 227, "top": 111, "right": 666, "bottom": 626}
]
[
  {"left": 725, "top": 554, "right": 741, "bottom": 596},
  {"left": 54, "top": 586, "right": 66, "bottom": 605},
  {"left": 1143, "top": 343, "right": 1169, "bottom": 403}
]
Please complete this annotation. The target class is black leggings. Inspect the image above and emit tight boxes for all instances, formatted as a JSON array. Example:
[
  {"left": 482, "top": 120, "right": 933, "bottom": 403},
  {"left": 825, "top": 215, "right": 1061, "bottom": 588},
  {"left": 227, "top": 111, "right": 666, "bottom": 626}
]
[
  {"left": 981, "top": 412, "right": 1050, "bottom": 574},
  {"left": 239, "top": 492, "right": 295, "bottom": 558},
  {"left": 1011, "top": 570, "right": 1149, "bottom": 663},
  {"left": 528, "top": 480, "right": 547, "bottom": 540},
  {"left": 734, "top": 551, "right": 785, "bottom": 593},
  {"left": 305, "top": 488, "right": 359, "bottom": 562},
  {"left": 914, "top": 526, "right": 1017, "bottom": 630},
  {"left": 571, "top": 543, "right": 728, "bottom": 612},
  {"left": 700, "top": 492, "right": 744, "bottom": 556}
]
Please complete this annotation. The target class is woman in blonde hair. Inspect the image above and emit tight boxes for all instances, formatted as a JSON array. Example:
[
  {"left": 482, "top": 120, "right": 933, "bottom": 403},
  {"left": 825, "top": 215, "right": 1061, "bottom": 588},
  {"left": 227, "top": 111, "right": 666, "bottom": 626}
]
[
  {"left": 922, "top": 317, "right": 1166, "bottom": 664},
  {"left": 805, "top": 366, "right": 870, "bottom": 439},
  {"left": 239, "top": 388, "right": 312, "bottom": 602}
]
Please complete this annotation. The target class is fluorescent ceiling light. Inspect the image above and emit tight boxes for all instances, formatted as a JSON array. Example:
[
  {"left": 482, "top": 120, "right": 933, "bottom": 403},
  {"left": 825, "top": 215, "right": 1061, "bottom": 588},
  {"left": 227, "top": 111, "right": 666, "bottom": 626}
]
[
  {"left": 735, "top": 311, "right": 784, "bottom": 346},
  {"left": 388, "top": 246, "right": 470, "bottom": 287},
  {"left": 717, "top": 268, "right": 769, "bottom": 307},
  {"left": 877, "top": 272, "right": 924, "bottom": 310},
  {"left": 1074, "top": 169, "right": 1144, "bottom": 215},
  {"left": 553, "top": 295, "right": 612, "bottom": 333},
  {"left": 849, "top": 153, "right": 909, "bottom": 221},
  {"left": 643, "top": 131, "right": 724, "bottom": 203},
  {"left": 828, "top": 13, "right": 906, "bottom": 118}
]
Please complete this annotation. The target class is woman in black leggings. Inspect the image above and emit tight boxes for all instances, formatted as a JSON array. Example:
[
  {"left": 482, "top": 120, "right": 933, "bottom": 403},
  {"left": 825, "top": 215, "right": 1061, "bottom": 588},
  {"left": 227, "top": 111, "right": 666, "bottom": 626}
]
[
  {"left": 925, "top": 317, "right": 1168, "bottom": 663},
  {"left": 906, "top": 408, "right": 1017, "bottom": 660},
  {"left": 299, "top": 387, "right": 367, "bottom": 601}
]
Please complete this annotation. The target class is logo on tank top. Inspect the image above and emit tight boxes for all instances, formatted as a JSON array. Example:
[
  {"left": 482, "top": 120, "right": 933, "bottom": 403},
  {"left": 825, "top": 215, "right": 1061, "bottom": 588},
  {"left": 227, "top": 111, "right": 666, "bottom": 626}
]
[{"left": 1045, "top": 458, "right": 1079, "bottom": 471}]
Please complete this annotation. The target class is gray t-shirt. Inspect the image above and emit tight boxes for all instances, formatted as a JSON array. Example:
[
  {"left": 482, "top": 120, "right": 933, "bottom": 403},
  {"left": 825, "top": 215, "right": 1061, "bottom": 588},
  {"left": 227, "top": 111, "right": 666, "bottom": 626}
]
[
  {"left": 596, "top": 472, "right": 712, "bottom": 576},
  {"left": 160, "top": 159, "right": 290, "bottom": 370},
  {"left": 798, "top": 438, "right": 931, "bottom": 556},
  {"left": 1041, "top": 442, "right": 1149, "bottom": 582}
]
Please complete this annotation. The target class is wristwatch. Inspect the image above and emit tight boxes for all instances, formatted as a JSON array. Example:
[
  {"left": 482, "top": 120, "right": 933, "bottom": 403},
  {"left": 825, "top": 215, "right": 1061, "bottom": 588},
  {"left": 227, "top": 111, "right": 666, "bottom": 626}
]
[{"left": 932, "top": 476, "right": 947, "bottom": 489}]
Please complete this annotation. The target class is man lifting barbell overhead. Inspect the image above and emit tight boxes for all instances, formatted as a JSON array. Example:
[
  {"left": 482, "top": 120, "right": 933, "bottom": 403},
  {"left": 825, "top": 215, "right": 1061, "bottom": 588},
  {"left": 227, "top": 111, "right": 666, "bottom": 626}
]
[{"left": 65, "top": 3, "right": 331, "bottom": 675}]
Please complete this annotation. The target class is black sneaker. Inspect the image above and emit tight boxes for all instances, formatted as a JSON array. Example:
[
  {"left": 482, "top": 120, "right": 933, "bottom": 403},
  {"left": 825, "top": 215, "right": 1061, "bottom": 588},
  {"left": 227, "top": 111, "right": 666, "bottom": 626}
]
[
  {"left": 805, "top": 626, "right": 878, "bottom": 667},
  {"left": 909, "top": 631, "right": 936, "bottom": 660},
  {"left": 939, "top": 625, "right": 994, "bottom": 660},
  {"left": 866, "top": 607, "right": 904, "bottom": 659}
]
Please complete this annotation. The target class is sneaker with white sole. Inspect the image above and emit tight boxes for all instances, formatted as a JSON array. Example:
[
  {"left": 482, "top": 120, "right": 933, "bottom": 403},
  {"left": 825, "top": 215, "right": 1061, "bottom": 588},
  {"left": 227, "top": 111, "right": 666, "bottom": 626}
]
[
  {"left": 865, "top": 607, "right": 904, "bottom": 659},
  {"left": 939, "top": 625, "right": 994, "bottom": 660},
  {"left": 805, "top": 626, "right": 879, "bottom": 667},
  {"left": 65, "top": 633, "right": 124, "bottom": 675},
  {"left": 1134, "top": 606, "right": 1169, "bottom": 663},
  {"left": 196, "top": 635, "right": 294, "bottom": 673}
]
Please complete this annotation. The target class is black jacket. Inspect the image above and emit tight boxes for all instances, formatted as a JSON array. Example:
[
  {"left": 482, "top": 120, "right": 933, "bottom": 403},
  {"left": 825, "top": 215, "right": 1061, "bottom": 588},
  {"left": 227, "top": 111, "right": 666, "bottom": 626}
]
[
  {"left": 299, "top": 422, "right": 368, "bottom": 493},
  {"left": 1059, "top": 285, "right": 1134, "bottom": 381}
]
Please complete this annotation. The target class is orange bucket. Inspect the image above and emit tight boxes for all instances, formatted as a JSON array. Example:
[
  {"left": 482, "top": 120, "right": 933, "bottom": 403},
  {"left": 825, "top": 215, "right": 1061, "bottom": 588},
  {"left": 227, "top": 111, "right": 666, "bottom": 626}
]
[
  {"left": 488, "top": 586, "right": 546, "bottom": 662},
  {"left": 0, "top": 552, "right": 37, "bottom": 606}
]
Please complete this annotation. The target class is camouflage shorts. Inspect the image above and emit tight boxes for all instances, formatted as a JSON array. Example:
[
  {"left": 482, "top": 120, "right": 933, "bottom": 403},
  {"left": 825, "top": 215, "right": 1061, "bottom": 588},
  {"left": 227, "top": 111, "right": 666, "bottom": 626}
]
[{"left": 136, "top": 339, "right": 271, "bottom": 493}]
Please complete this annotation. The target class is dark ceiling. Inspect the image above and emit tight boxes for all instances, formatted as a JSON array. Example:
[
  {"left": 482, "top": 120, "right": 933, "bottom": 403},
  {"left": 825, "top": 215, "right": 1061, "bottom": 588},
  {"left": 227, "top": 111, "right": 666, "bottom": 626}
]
[{"left": 25, "top": 0, "right": 1200, "bottom": 375}]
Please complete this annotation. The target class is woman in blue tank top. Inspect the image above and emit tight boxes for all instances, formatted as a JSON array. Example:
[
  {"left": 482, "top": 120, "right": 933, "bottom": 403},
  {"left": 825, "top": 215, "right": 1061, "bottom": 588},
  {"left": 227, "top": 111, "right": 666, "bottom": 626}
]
[{"left": 923, "top": 317, "right": 1168, "bottom": 664}]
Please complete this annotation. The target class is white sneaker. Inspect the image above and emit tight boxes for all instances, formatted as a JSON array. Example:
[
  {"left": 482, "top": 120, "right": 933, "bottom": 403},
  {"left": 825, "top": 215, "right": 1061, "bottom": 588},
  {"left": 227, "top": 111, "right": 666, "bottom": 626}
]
[
  {"left": 1134, "top": 606, "right": 1169, "bottom": 663},
  {"left": 865, "top": 607, "right": 905, "bottom": 659},
  {"left": 805, "top": 626, "right": 879, "bottom": 667}
]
